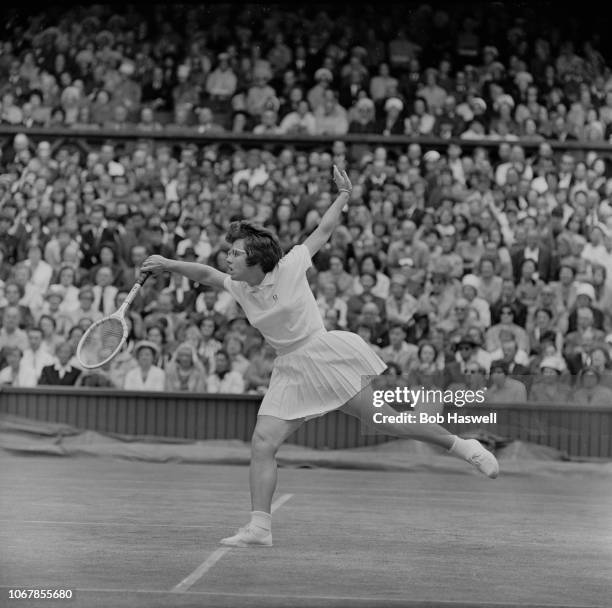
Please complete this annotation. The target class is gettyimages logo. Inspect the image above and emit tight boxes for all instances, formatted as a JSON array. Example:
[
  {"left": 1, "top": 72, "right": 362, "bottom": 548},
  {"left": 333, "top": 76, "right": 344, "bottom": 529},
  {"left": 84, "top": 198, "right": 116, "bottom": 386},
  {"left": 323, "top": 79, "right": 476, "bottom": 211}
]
[{"left": 370, "top": 385, "right": 497, "bottom": 425}]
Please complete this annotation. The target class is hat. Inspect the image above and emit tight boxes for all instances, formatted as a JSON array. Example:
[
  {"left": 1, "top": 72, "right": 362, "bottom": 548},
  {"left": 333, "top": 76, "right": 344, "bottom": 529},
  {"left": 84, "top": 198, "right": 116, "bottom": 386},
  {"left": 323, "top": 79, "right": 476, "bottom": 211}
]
[
  {"left": 456, "top": 335, "right": 477, "bottom": 349},
  {"left": 119, "top": 61, "right": 135, "bottom": 76},
  {"left": 591, "top": 222, "right": 610, "bottom": 238},
  {"left": 575, "top": 283, "right": 595, "bottom": 300},
  {"left": 540, "top": 284, "right": 555, "bottom": 294},
  {"left": 539, "top": 356, "right": 564, "bottom": 373},
  {"left": 471, "top": 97, "right": 487, "bottom": 112},
  {"left": 218, "top": 52, "right": 230, "bottom": 61},
  {"left": 384, "top": 97, "right": 404, "bottom": 112},
  {"left": 356, "top": 97, "right": 375, "bottom": 111},
  {"left": 580, "top": 366, "right": 600, "bottom": 381},
  {"left": 314, "top": 68, "right": 333, "bottom": 82},
  {"left": 44, "top": 285, "right": 66, "bottom": 301},
  {"left": 483, "top": 45, "right": 499, "bottom": 58},
  {"left": 108, "top": 161, "right": 125, "bottom": 177},
  {"left": 423, "top": 150, "right": 441, "bottom": 163},
  {"left": 134, "top": 340, "right": 161, "bottom": 357},
  {"left": 390, "top": 273, "right": 407, "bottom": 286},
  {"left": 78, "top": 286, "right": 94, "bottom": 299},
  {"left": 490, "top": 359, "right": 509, "bottom": 374},
  {"left": 462, "top": 274, "right": 480, "bottom": 291},
  {"left": 514, "top": 71, "right": 533, "bottom": 86},
  {"left": 494, "top": 94, "right": 515, "bottom": 110},
  {"left": 437, "top": 225, "right": 456, "bottom": 237}
]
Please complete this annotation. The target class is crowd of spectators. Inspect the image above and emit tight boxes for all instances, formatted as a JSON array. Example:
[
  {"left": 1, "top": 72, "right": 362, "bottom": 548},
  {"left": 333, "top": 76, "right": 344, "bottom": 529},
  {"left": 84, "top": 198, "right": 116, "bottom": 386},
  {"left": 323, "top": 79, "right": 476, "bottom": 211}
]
[
  {"left": 0, "top": 3, "right": 611, "bottom": 142},
  {"left": 0, "top": 3, "right": 611, "bottom": 406},
  {"left": 0, "top": 130, "right": 611, "bottom": 405}
]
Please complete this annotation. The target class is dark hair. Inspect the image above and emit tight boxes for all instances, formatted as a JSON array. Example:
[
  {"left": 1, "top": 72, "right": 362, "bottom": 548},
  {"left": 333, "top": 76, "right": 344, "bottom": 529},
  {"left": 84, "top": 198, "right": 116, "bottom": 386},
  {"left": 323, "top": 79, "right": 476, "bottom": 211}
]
[
  {"left": 38, "top": 314, "right": 57, "bottom": 329},
  {"left": 418, "top": 341, "right": 438, "bottom": 360},
  {"left": 535, "top": 307, "right": 553, "bottom": 319},
  {"left": 225, "top": 221, "right": 283, "bottom": 272},
  {"left": 358, "top": 253, "right": 381, "bottom": 272},
  {"left": 490, "top": 359, "right": 509, "bottom": 374}
]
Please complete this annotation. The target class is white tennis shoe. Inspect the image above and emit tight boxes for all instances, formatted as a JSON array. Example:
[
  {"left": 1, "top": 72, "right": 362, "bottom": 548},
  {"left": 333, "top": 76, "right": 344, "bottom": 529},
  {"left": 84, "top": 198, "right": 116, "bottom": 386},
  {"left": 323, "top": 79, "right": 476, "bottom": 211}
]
[
  {"left": 463, "top": 439, "right": 499, "bottom": 478},
  {"left": 220, "top": 525, "right": 273, "bottom": 547}
]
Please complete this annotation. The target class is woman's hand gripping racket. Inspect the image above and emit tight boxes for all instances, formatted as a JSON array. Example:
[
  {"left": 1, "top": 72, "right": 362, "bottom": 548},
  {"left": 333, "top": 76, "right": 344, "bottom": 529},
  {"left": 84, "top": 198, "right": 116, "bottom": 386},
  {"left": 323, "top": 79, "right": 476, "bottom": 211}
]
[{"left": 76, "top": 271, "right": 151, "bottom": 369}]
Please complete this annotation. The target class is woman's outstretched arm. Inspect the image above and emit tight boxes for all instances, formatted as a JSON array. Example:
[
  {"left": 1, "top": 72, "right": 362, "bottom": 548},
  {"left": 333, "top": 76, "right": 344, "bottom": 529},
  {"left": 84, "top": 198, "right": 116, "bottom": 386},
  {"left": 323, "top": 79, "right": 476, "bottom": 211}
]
[
  {"left": 141, "top": 256, "right": 228, "bottom": 290},
  {"left": 303, "top": 164, "right": 352, "bottom": 257}
]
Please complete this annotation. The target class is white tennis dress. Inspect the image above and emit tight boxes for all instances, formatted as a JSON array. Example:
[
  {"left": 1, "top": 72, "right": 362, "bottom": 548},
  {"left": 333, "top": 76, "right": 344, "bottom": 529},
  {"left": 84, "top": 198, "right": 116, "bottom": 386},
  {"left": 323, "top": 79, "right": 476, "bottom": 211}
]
[{"left": 223, "top": 244, "right": 387, "bottom": 419}]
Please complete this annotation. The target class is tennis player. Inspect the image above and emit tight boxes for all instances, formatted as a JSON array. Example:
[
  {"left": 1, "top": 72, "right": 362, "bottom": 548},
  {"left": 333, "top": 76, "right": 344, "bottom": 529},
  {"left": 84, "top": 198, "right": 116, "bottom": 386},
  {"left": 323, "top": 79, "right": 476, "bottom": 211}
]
[{"left": 141, "top": 165, "right": 499, "bottom": 548}]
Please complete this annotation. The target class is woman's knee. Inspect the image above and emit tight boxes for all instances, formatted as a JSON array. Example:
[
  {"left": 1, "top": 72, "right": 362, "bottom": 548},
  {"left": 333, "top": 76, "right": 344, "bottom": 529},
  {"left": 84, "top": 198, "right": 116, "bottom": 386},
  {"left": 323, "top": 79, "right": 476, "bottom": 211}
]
[{"left": 251, "top": 428, "right": 279, "bottom": 458}]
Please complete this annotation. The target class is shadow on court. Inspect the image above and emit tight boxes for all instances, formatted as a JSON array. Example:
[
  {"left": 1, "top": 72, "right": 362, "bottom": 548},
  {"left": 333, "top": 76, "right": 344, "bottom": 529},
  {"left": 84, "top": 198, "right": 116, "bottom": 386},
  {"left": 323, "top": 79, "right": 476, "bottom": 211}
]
[{"left": 0, "top": 454, "right": 610, "bottom": 608}]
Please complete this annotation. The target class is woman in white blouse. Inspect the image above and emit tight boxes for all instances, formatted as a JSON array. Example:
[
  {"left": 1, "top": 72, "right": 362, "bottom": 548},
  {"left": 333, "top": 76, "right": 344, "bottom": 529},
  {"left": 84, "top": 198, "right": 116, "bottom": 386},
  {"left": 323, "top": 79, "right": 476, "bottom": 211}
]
[{"left": 123, "top": 341, "right": 166, "bottom": 391}]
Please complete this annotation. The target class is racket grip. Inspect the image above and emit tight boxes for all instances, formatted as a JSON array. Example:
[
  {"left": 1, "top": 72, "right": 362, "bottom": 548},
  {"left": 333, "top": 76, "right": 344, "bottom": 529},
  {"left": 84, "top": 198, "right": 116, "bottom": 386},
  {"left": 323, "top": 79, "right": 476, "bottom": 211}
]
[{"left": 137, "top": 271, "right": 152, "bottom": 286}]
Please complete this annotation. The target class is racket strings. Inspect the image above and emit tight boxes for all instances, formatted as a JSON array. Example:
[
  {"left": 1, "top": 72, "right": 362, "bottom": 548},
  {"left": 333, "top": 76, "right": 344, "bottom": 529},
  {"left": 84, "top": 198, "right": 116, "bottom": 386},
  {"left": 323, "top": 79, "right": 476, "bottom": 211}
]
[{"left": 79, "top": 318, "right": 124, "bottom": 367}]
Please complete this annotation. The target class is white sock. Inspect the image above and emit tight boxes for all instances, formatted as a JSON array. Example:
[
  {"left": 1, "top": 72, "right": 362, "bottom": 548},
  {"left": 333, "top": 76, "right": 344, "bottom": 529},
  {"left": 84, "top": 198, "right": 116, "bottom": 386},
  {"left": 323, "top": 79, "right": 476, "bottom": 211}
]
[
  {"left": 250, "top": 511, "right": 272, "bottom": 533},
  {"left": 448, "top": 436, "right": 470, "bottom": 458}
]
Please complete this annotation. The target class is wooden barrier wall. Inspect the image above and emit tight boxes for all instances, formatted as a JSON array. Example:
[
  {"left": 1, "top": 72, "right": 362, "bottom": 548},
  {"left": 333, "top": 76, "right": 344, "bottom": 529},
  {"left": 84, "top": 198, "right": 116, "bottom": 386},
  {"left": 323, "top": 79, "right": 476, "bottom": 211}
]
[{"left": 1, "top": 387, "right": 611, "bottom": 458}]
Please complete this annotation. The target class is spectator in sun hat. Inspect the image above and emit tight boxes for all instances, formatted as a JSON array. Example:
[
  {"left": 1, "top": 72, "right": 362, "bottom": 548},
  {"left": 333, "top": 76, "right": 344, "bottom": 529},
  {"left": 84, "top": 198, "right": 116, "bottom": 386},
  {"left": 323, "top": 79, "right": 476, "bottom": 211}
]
[
  {"left": 528, "top": 354, "right": 572, "bottom": 404},
  {"left": 123, "top": 340, "right": 165, "bottom": 391},
  {"left": 307, "top": 67, "right": 334, "bottom": 112},
  {"left": 378, "top": 96, "right": 404, "bottom": 136}
]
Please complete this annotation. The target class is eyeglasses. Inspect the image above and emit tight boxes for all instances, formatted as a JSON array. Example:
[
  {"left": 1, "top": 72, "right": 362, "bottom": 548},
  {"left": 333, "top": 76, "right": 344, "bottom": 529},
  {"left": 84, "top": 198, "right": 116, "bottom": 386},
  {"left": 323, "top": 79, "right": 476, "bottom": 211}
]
[{"left": 228, "top": 248, "right": 246, "bottom": 258}]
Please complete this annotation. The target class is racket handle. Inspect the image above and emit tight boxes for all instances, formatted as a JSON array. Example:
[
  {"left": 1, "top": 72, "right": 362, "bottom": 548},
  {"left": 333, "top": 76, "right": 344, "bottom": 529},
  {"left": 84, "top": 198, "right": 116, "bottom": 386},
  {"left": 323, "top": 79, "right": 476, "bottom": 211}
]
[{"left": 137, "top": 271, "right": 152, "bottom": 286}]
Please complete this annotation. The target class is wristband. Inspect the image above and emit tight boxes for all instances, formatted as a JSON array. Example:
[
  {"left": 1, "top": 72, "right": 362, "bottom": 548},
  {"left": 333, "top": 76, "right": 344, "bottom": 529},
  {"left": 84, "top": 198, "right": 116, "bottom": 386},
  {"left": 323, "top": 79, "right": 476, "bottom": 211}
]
[{"left": 339, "top": 188, "right": 352, "bottom": 194}]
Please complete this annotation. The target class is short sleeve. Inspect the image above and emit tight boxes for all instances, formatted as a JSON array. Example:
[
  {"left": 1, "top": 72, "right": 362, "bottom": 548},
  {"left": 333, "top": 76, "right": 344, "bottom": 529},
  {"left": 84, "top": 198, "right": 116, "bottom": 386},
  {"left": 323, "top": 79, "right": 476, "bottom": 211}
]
[
  {"left": 280, "top": 244, "right": 312, "bottom": 274},
  {"left": 223, "top": 275, "right": 244, "bottom": 304}
]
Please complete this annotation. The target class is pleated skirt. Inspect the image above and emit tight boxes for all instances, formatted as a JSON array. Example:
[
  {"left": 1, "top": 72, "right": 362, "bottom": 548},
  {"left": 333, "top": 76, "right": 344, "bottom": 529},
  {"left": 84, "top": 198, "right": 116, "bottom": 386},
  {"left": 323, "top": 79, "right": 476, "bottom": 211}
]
[{"left": 259, "top": 330, "right": 387, "bottom": 420}]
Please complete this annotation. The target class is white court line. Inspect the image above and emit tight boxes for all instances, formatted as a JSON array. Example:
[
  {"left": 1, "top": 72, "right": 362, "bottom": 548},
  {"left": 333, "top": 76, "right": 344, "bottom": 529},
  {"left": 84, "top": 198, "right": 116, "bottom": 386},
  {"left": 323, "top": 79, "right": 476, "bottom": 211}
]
[{"left": 171, "top": 493, "right": 293, "bottom": 594}]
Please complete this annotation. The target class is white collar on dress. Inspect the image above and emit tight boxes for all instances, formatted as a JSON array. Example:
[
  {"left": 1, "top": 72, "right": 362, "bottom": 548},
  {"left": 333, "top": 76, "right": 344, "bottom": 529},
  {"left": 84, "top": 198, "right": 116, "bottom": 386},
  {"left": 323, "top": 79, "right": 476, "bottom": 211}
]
[{"left": 246, "top": 266, "right": 278, "bottom": 292}]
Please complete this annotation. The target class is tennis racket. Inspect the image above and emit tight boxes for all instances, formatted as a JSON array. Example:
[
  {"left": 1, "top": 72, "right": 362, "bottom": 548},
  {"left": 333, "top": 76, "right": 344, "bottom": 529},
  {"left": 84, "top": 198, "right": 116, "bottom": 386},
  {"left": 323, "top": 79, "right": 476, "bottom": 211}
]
[{"left": 76, "top": 271, "right": 151, "bottom": 369}]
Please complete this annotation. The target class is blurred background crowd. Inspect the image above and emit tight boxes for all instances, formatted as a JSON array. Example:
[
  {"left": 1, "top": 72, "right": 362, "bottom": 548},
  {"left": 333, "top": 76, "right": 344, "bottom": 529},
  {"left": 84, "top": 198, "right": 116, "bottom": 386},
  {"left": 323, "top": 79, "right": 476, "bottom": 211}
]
[
  {"left": 0, "top": 3, "right": 611, "bottom": 141},
  {"left": 0, "top": 2, "right": 611, "bottom": 405}
]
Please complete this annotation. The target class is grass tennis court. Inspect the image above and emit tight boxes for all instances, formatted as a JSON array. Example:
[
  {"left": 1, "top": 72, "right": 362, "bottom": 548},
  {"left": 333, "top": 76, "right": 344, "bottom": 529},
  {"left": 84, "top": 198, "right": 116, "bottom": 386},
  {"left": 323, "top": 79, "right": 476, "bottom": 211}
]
[{"left": 0, "top": 454, "right": 610, "bottom": 608}]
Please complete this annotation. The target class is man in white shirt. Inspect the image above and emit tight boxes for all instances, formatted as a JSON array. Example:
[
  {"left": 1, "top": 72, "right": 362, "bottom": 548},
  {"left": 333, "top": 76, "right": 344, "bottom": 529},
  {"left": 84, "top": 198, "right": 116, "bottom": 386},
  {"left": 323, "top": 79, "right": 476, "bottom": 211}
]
[
  {"left": 18, "top": 327, "right": 55, "bottom": 387},
  {"left": 176, "top": 222, "right": 212, "bottom": 263},
  {"left": 0, "top": 306, "right": 29, "bottom": 354},
  {"left": 380, "top": 324, "right": 418, "bottom": 372},
  {"left": 206, "top": 349, "right": 245, "bottom": 393},
  {"left": 0, "top": 345, "right": 24, "bottom": 386},
  {"left": 92, "top": 267, "right": 119, "bottom": 316},
  {"left": 232, "top": 149, "right": 270, "bottom": 191}
]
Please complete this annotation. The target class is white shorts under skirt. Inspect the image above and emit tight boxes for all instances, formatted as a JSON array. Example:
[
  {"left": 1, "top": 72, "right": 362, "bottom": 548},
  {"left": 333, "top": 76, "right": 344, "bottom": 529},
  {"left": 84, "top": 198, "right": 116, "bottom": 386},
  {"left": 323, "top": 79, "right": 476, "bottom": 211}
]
[{"left": 259, "top": 330, "right": 387, "bottom": 420}]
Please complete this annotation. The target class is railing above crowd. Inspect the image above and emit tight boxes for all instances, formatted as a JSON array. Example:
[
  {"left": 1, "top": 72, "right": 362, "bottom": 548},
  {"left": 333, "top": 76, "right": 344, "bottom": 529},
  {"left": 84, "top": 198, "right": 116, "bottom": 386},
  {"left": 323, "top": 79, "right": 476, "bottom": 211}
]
[{"left": 1, "top": 126, "right": 612, "bottom": 156}]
